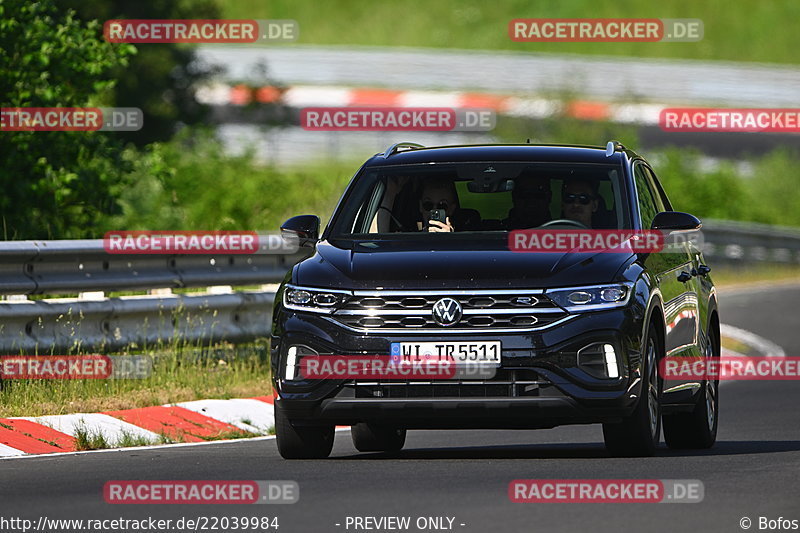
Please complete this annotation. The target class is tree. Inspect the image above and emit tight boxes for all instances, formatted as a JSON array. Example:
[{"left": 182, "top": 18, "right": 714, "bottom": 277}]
[
  {"left": 0, "top": 0, "right": 134, "bottom": 238},
  {"left": 63, "top": 0, "right": 222, "bottom": 146}
]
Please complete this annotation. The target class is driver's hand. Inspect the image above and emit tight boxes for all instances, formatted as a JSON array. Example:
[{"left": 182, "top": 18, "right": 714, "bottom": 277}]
[{"left": 427, "top": 218, "right": 454, "bottom": 232}]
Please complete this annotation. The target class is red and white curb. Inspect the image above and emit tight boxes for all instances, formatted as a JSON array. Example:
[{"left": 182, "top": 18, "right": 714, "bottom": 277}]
[
  {"left": 0, "top": 396, "right": 276, "bottom": 457},
  {"left": 0, "top": 322, "right": 781, "bottom": 458},
  {"left": 196, "top": 83, "right": 665, "bottom": 126}
]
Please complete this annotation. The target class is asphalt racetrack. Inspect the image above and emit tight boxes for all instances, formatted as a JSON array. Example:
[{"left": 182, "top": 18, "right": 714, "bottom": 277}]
[{"left": 2, "top": 283, "right": 799, "bottom": 533}]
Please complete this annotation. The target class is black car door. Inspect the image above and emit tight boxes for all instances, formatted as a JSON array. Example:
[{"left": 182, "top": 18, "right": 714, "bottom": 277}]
[{"left": 634, "top": 162, "right": 702, "bottom": 398}]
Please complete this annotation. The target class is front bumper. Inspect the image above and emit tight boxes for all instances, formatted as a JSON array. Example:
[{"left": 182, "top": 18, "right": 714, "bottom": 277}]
[{"left": 271, "top": 305, "right": 645, "bottom": 429}]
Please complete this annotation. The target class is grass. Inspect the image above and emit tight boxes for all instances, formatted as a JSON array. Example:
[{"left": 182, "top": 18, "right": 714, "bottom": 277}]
[
  {"left": 720, "top": 336, "right": 754, "bottom": 356},
  {"left": 709, "top": 265, "right": 800, "bottom": 289},
  {"left": 216, "top": 0, "right": 800, "bottom": 65},
  {"left": 0, "top": 342, "right": 272, "bottom": 418},
  {"left": 196, "top": 428, "right": 262, "bottom": 441},
  {"left": 72, "top": 424, "right": 264, "bottom": 451}
]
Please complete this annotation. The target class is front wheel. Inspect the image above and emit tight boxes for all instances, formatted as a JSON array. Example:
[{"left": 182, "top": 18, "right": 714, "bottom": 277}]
[
  {"left": 603, "top": 324, "right": 663, "bottom": 457},
  {"left": 663, "top": 327, "right": 719, "bottom": 449},
  {"left": 275, "top": 404, "right": 334, "bottom": 459}
]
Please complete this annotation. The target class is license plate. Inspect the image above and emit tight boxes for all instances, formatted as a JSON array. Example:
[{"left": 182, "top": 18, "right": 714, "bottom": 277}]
[{"left": 390, "top": 341, "right": 501, "bottom": 365}]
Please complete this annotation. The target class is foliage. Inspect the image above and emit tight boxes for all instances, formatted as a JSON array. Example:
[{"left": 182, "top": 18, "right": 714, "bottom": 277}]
[
  {"left": 63, "top": 0, "right": 223, "bottom": 145},
  {"left": 106, "top": 128, "right": 357, "bottom": 233},
  {"left": 653, "top": 148, "right": 800, "bottom": 227},
  {"left": 0, "top": 0, "right": 134, "bottom": 238}
]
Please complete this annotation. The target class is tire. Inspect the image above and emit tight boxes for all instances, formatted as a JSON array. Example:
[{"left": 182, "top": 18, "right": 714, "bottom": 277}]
[
  {"left": 275, "top": 403, "right": 334, "bottom": 459},
  {"left": 603, "top": 323, "right": 663, "bottom": 457},
  {"left": 351, "top": 423, "right": 406, "bottom": 453},
  {"left": 663, "top": 326, "right": 719, "bottom": 449}
]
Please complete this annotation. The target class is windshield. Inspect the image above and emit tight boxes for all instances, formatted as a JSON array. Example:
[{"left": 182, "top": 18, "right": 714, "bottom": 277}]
[{"left": 328, "top": 161, "right": 631, "bottom": 238}]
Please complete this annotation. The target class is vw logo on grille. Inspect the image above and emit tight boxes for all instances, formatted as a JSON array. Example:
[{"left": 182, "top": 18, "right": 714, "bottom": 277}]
[{"left": 432, "top": 298, "right": 463, "bottom": 326}]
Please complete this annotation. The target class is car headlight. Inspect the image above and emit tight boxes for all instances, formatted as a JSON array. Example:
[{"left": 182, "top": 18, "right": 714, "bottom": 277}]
[
  {"left": 283, "top": 285, "right": 348, "bottom": 313},
  {"left": 546, "top": 282, "right": 634, "bottom": 312}
]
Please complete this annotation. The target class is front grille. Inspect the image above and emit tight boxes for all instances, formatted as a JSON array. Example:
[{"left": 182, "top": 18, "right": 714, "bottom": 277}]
[
  {"left": 329, "top": 290, "right": 569, "bottom": 332},
  {"left": 349, "top": 369, "right": 548, "bottom": 398}
]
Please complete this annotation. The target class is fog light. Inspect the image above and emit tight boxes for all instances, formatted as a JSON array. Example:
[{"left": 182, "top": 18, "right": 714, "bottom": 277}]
[
  {"left": 577, "top": 342, "right": 620, "bottom": 379},
  {"left": 285, "top": 346, "right": 298, "bottom": 380},
  {"left": 603, "top": 343, "right": 619, "bottom": 378}
]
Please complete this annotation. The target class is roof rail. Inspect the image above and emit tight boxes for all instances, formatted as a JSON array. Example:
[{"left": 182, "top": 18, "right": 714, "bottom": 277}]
[
  {"left": 605, "top": 140, "right": 626, "bottom": 157},
  {"left": 380, "top": 142, "right": 425, "bottom": 158}
]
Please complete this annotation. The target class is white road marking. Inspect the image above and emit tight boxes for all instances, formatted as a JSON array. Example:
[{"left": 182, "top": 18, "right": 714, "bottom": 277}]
[
  {"left": 721, "top": 323, "right": 786, "bottom": 358},
  {"left": 174, "top": 398, "right": 274, "bottom": 434}
]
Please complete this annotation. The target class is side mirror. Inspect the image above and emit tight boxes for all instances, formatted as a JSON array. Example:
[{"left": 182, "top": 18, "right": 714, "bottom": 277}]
[
  {"left": 651, "top": 211, "right": 702, "bottom": 231},
  {"left": 281, "top": 215, "right": 320, "bottom": 247}
]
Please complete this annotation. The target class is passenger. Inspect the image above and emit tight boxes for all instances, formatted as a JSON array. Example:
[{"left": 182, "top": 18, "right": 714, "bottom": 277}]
[{"left": 416, "top": 179, "right": 458, "bottom": 232}]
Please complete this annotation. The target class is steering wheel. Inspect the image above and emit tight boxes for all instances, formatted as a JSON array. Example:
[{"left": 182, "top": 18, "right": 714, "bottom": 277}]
[
  {"left": 538, "top": 218, "right": 589, "bottom": 229},
  {"left": 377, "top": 206, "right": 408, "bottom": 231}
]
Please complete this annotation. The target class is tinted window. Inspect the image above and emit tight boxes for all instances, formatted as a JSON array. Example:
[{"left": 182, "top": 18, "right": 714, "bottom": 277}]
[
  {"left": 327, "top": 162, "right": 631, "bottom": 237},
  {"left": 634, "top": 163, "right": 660, "bottom": 229},
  {"left": 644, "top": 166, "right": 672, "bottom": 211}
]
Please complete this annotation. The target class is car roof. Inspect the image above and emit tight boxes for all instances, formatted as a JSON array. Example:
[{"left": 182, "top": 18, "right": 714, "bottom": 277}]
[{"left": 365, "top": 144, "right": 637, "bottom": 166}]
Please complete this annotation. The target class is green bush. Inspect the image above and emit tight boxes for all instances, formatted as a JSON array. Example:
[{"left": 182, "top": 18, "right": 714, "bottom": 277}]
[
  {"left": 745, "top": 149, "right": 800, "bottom": 227},
  {"left": 106, "top": 129, "right": 359, "bottom": 233},
  {"left": 0, "top": 0, "right": 134, "bottom": 239},
  {"left": 107, "top": 129, "right": 800, "bottom": 233},
  {"left": 652, "top": 149, "right": 747, "bottom": 219},
  {"left": 653, "top": 148, "right": 800, "bottom": 227}
]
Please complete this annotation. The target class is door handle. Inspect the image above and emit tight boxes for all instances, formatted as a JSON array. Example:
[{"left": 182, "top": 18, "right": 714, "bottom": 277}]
[{"left": 677, "top": 271, "right": 692, "bottom": 283}]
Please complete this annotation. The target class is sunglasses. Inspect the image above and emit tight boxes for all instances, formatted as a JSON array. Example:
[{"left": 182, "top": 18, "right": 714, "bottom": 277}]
[
  {"left": 422, "top": 200, "right": 449, "bottom": 210},
  {"left": 562, "top": 193, "right": 593, "bottom": 205}
]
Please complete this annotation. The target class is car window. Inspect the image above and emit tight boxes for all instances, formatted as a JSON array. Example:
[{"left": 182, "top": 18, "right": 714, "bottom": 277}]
[
  {"left": 644, "top": 166, "right": 673, "bottom": 211},
  {"left": 633, "top": 163, "right": 661, "bottom": 229},
  {"left": 327, "top": 162, "right": 632, "bottom": 237}
]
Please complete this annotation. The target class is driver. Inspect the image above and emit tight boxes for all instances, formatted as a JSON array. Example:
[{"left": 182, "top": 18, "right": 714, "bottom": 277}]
[
  {"left": 416, "top": 179, "right": 457, "bottom": 232},
  {"left": 560, "top": 179, "right": 599, "bottom": 228}
]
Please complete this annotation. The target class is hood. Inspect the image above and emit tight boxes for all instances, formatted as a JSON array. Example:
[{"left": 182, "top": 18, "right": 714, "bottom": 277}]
[{"left": 293, "top": 239, "right": 635, "bottom": 289}]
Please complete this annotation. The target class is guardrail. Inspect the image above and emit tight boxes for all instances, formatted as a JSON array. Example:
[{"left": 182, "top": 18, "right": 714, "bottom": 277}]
[
  {"left": 0, "top": 220, "right": 797, "bottom": 352},
  {"left": 701, "top": 219, "right": 800, "bottom": 265},
  {"left": 0, "top": 241, "right": 309, "bottom": 352}
]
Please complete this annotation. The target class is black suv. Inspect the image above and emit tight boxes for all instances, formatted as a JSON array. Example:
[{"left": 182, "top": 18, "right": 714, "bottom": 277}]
[{"left": 272, "top": 141, "right": 719, "bottom": 459}]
